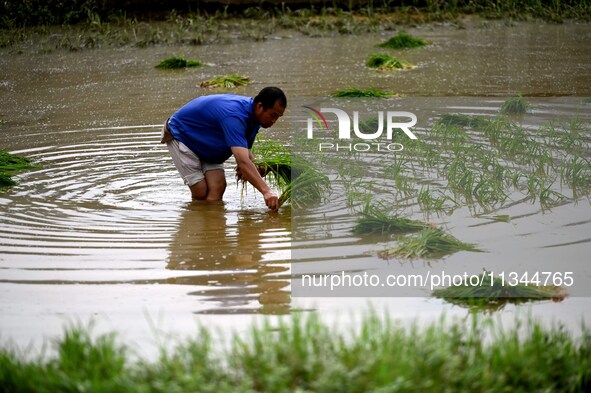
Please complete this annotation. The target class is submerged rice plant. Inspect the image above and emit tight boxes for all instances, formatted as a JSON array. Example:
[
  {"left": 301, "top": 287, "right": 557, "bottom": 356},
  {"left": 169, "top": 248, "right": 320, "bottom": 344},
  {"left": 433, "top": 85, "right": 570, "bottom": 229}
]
[
  {"left": 433, "top": 272, "right": 567, "bottom": 311},
  {"left": 199, "top": 73, "right": 250, "bottom": 88},
  {"left": 379, "top": 227, "right": 482, "bottom": 259},
  {"left": 332, "top": 88, "right": 396, "bottom": 98},
  {"left": 367, "top": 53, "right": 414, "bottom": 70},
  {"left": 376, "top": 31, "right": 429, "bottom": 49},
  {"left": 500, "top": 96, "right": 529, "bottom": 114},
  {"left": 0, "top": 150, "right": 37, "bottom": 190},
  {"left": 155, "top": 56, "right": 203, "bottom": 69},
  {"left": 353, "top": 203, "right": 430, "bottom": 235}
]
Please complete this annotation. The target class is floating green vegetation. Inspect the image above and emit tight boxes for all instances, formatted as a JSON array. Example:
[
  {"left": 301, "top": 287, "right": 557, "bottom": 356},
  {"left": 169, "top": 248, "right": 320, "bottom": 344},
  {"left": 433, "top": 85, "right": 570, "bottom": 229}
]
[
  {"left": 377, "top": 30, "right": 428, "bottom": 49},
  {"left": 155, "top": 56, "right": 203, "bottom": 69},
  {"left": 0, "top": 150, "right": 37, "bottom": 190},
  {"left": 249, "top": 137, "right": 330, "bottom": 207},
  {"left": 332, "top": 88, "right": 396, "bottom": 98},
  {"left": 583, "top": 97, "right": 591, "bottom": 104},
  {"left": 353, "top": 204, "right": 430, "bottom": 235},
  {"left": 367, "top": 53, "right": 414, "bottom": 70},
  {"left": 199, "top": 73, "right": 250, "bottom": 89},
  {"left": 433, "top": 272, "right": 567, "bottom": 312},
  {"left": 379, "top": 227, "right": 482, "bottom": 259},
  {"left": 500, "top": 95, "right": 529, "bottom": 115},
  {"left": 2, "top": 314, "right": 590, "bottom": 392},
  {"left": 438, "top": 113, "right": 492, "bottom": 129}
]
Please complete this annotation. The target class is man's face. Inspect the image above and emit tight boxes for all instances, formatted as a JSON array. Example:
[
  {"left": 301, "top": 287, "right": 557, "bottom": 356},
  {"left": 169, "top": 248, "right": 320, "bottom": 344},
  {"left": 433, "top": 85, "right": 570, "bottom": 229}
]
[{"left": 255, "top": 100, "right": 285, "bottom": 128}]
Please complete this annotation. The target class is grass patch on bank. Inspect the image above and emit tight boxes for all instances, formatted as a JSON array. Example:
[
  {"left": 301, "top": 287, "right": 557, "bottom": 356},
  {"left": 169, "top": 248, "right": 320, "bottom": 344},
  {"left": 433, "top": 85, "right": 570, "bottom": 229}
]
[
  {"left": 377, "top": 30, "right": 428, "bottom": 49},
  {"left": 0, "top": 150, "right": 37, "bottom": 190},
  {"left": 1, "top": 314, "right": 591, "bottom": 392},
  {"left": 332, "top": 88, "right": 396, "bottom": 98},
  {"left": 379, "top": 227, "right": 482, "bottom": 259},
  {"left": 155, "top": 56, "right": 204, "bottom": 69},
  {"left": 199, "top": 73, "right": 250, "bottom": 89},
  {"left": 433, "top": 272, "right": 567, "bottom": 311},
  {"left": 354, "top": 204, "right": 430, "bottom": 235},
  {"left": 500, "top": 95, "right": 529, "bottom": 115},
  {"left": 367, "top": 53, "right": 414, "bottom": 70}
]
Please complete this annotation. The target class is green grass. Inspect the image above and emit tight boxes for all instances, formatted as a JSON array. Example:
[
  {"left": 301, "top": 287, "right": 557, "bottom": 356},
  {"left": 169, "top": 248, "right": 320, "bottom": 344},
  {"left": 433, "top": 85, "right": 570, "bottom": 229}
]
[
  {"left": 248, "top": 137, "right": 330, "bottom": 208},
  {"left": 155, "top": 56, "right": 204, "bottom": 69},
  {"left": 366, "top": 53, "right": 414, "bottom": 70},
  {"left": 376, "top": 31, "right": 428, "bottom": 49},
  {"left": 500, "top": 96, "right": 530, "bottom": 115},
  {"left": 438, "top": 113, "right": 492, "bottom": 129},
  {"left": 1, "top": 314, "right": 590, "bottom": 392},
  {"left": 0, "top": 150, "right": 38, "bottom": 190},
  {"left": 332, "top": 88, "right": 396, "bottom": 98},
  {"left": 199, "top": 73, "right": 250, "bottom": 89},
  {"left": 433, "top": 272, "right": 567, "bottom": 311},
  {"left": 379, "top": 227, "right": 482, "bottom": 259},
  {"left": 353, "top": 203, "right": 430, "bottom": 235}
]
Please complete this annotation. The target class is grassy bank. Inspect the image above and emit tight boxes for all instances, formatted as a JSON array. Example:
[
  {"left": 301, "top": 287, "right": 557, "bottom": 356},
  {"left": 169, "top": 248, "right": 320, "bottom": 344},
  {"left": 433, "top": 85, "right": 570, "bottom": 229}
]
[
  {"left": 1, "top": 1, "right": 590, "bottom": 51},
  {"left": 1, "top": 314, "right": 590, "bottom": 392}
]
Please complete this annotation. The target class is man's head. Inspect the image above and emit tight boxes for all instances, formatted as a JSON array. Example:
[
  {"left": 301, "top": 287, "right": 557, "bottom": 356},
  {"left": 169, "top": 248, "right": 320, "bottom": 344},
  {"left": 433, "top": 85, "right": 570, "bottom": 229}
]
[{"left": 254, "top": 87, "right": 287, "bottom": 128}]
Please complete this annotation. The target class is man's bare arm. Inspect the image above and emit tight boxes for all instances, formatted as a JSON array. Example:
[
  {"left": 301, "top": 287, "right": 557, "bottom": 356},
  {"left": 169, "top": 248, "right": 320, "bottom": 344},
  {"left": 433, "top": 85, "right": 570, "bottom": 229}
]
[{"left": 232, "top": 146, "right": 278, "bottom": 210}]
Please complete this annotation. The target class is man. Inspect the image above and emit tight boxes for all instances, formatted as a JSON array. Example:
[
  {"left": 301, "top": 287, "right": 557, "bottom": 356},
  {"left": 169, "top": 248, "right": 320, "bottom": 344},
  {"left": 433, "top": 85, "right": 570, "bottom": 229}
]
[{"left": 161, "top": 87, "right": 286, "bottom": 211}]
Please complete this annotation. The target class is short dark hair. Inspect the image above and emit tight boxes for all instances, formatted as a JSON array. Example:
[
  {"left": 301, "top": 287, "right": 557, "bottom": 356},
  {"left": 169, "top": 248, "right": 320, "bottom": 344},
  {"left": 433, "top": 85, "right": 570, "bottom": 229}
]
[{"left": 254, "top": 87, "right": 287, "bottom": 110}]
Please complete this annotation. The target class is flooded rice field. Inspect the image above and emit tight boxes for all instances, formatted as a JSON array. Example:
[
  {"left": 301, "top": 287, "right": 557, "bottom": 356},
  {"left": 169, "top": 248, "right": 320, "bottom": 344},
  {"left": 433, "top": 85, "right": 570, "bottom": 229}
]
[{"left": 1, "top": 20, "right": 591, "bottom": 352}]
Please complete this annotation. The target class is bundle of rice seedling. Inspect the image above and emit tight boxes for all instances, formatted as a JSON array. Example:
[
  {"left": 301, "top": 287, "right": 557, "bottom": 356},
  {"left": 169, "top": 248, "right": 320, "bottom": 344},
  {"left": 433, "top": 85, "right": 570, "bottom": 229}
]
[
  {"left": 438, "top": 113, "right": 492, "bottom": 129},
  {"left": 377, "top": 31, "right": 429, "bottom": 49},
  {"left": 433, "top": 272, "right": 566, "bottom": 311},
  {"left": 500, "top": 96, "right": 529, "bottom": 114},
  {"left": 155, "top": 56, "right": 203, "bottom": 69},
  {"left": 367, "top": 54, "right": 414, "bottom": 71},
  {"left": 332, "top": 88, "right": 396, "bottom": 98},
  {"left": 0, "top": 150, "right": 38, "bottom": 190},
  {"left": 379, "top": 227, "right": 481, "bottom": 259},
  {"left": 199, "top": 73, "right": 250, "bottom": 88},
  {"left": 353, "top": 204, "right": 429, "bottom": 235},
  {"left": 245, "top": 137, "right": 330, "bottom": 208}
]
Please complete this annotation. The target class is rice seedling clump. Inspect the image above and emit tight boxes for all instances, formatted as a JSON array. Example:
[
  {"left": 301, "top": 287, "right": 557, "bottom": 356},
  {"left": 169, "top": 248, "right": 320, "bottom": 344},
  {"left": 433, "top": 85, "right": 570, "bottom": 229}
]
[
  {"left": 379, "top": 227, "right": 482, "bottom": 259},
  {"left": 438, "top": 113, "right": 492, "bottom": 129},
  {"left": 377, "top": 31, "right": 428, "bottom": 49},
  {"left": 199, "top": 73, "right": 250, "bottom": 88},
  {"left": 367, "top": 53, "right": 414, "bottom": 71},
  {"left": 354, "top": 204, "right": 430, "bottom": 235},
  {"left": 0, "top": 150, "right": 38, "bottom": 190},
  {"left": 433, "top": 272, "right": 567, "bottom": 311},
  {"left": 332, "top": 88, "right": 396, "bottom": 98},
  {"left": 155, "top": 56, "right": 203, "bottom": 69},
  {"left": 500, "top": 96, "right": 529, "bottom": 114},
  {"left": 248, "top": 137, "right": 330, "bottom": 207}
]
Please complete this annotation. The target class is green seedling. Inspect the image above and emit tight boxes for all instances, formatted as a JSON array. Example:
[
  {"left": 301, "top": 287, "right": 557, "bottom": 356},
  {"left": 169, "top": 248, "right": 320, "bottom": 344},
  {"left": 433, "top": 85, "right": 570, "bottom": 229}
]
[
  {"left": 500, "top": 96, "right": 529, "bottom": 115},
  {"left": 199, "top": 73, "right": 250, "bottom": 88},
  {"left": 332, "top": 88, "right": 396, "bottom": 98},
  {"left": 155, "top": 56, "right": 203, "bottom": 69},
  {"left": 367, "top": 53, "right": 414, "bottom": 70},
  {"left": 376, "top": 31, "right": 428, "bottom": 49}
]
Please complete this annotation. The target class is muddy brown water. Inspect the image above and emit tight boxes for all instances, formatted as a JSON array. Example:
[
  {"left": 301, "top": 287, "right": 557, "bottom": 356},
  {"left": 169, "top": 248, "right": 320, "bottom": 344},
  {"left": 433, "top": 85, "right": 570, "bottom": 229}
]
[{"left": 1, "top": 20, "right": 591, "bottom": 353}]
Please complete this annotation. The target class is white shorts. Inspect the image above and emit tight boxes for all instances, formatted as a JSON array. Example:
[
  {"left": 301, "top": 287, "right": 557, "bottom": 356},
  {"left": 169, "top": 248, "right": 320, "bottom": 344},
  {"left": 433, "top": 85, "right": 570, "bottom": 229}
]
[{"left": 162, "top": 124, "right": 224, "bottom": 187}]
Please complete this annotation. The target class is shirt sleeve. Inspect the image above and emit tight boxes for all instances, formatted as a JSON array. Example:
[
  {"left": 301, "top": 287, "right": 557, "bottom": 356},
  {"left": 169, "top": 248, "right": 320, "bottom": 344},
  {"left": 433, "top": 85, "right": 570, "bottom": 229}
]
[{"left": 220, "top": 116, "right": 248, "bottom": 148}]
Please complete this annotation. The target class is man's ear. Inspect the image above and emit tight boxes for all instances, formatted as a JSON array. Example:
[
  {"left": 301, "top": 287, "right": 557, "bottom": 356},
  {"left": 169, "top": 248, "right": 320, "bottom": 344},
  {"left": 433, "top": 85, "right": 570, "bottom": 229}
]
[{"left": 254, "top": 102, "right": 264, "bottom": 113}]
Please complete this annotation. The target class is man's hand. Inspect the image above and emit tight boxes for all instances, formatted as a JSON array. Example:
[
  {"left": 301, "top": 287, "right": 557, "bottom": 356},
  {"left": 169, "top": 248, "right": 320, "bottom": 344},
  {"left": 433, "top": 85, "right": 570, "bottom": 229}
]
[
  {"left": 263, "top": 191, "right": 279, "bottom": 211},
  {"left": 232, "top": 146, "right": 279, "bottom": 211}
]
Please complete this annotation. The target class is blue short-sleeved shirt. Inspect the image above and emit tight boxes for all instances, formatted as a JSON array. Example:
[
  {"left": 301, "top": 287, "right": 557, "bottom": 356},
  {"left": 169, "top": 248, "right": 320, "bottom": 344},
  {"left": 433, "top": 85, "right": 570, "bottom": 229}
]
[{"left": 167, "top": 94, "right": 260, "bottom": 164}]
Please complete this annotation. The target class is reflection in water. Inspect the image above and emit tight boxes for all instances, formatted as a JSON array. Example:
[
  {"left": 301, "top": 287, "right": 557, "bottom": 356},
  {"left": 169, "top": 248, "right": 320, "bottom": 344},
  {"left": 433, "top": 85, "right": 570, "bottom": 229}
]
[{"left": 166, "top": 202, "right": 291, "bottom": 314}]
